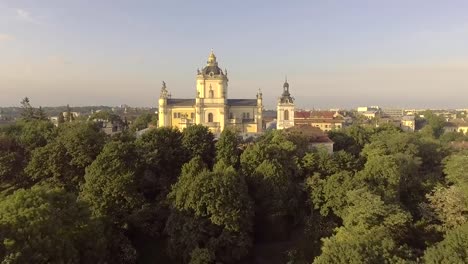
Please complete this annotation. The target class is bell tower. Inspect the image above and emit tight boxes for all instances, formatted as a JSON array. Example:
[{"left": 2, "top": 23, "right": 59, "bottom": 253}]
[
  {"left": 158, "top": 81, "right": 170, "bottom": 127},
  {"left": 277, "top": 78, "right": 295, "bottom": 130},
  {"left": 195, "top": 50, "right": 229, "bottom": 133}
]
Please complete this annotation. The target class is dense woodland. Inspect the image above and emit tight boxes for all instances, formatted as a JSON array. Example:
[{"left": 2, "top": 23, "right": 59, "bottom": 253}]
[{"left": 0, "top": 100, "right": 468, "bottom": 263}]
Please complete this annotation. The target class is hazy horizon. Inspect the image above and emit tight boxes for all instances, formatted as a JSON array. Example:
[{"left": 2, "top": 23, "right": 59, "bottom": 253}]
[{"left": 1, "top": 1, "right": 468, "bottom": 109}]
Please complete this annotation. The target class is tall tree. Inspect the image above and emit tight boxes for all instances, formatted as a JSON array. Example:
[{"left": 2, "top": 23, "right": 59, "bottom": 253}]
[
  {"left": 19, "top": 97, "right": 36, "bottom": 121},
  {"left": 25, "top": 122, "right": 107, "bottom": 192},
  {"left": 57, "top": 112, "right": 65, "bottom": 124},
  {"left": 215, "top": 128, "right": 240, "bottom": 168},
  {"left": 423, "top": 222, "right": 468, "bottom": 263},
  {"left": 135, "top": 127, "right": 187, "bottom": 201},
  {"left": 166, "top": 157, "right": 253, "bottom": 263},
  {"left": 35, "top": 106, "right": 48, "bottom": 121},
  {"left": 0, "top": 135, "right": 26, "bottom": 184},
  {"left": 314, "top": 189, "right": 413, "bottom": 263},
  {"left": 0, "top": 184, "right": 106, "bottom": 263},
  {"left": 80, "top": 141, "right": 143, "bottom": 225},
  {"left": 65, "top": 104, "right": 72, "bottom": 122},
  {"left": 182, "top": 125, "right": 216, "bottom": 167}
]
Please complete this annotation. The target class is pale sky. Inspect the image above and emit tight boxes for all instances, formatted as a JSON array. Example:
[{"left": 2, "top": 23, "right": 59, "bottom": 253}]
[{"left": 1, "top": 0, "right": 468, "bottom": 109}]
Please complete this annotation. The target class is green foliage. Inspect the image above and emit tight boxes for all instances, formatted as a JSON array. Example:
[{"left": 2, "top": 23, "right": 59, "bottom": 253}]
[
  {"left": 135, "top": 127, "right": 187, "bottom": 200},
  {"left": 25, "top": 122, "right": 107, "bottom": 191},
  {"left": 302, "top": 149, "right": 360, "bottom": 177},
  {"left": 307, "top": 171, "right": 361, "bottom": 217},
  {"left": 314, "top": 189, "right": 413, "bottom": 264},
  {"left": 0, "top": 184, "right": 106, "bottom": 263},
  {"left": 80, "top": 141, "right": 144, "bottom": 224},
  {"left": 57, "top": 112, "right": 65, "bottom": 124},
  {"left": 423, "top": 222, "right": 468, "bottom": 263},
  {"left": 19, "top": 97, "right": 36, "bottom": 121},
  {"left": 166, "top": 157, "right": 253, "bottom": 263},
  {"left": 183, "top": 125, "right": 216, "bottom": 167},
  {"left": 35, "top": 106, "right": 48, "bottom": 120},
  {"left": 169, "top": 158, "right": 253, "bottom": 232},
  {"left": 327, "top": 130, "right": 361, "bottom": 156},
  {"left": 427, "top": 185, "right": 468, "bottom": 230},
  {"left": 130, "top": 113, "right": 156, "bottom": 131},
  {"left": 420, "top": 111, "right": 446, "bottom": 139},
  {"left": 189, "top": 247, "right": 215, "bottom": 264},
  {"left": 241, "top": 131, "right": 303, "bottom": 218},
  {"left": 4, "top": 120, "right": 56, "bottom": 153},
  {"left": 215, "top": 128, "right": 240, "bottom": 168},
  {"left": 440, "top": 131, "right": 468, "bottom": 143},
  {"left": 89, "top": 110, "right": 122, "bottom": 123},
  {"left": 443, "top": 151, "right": 468, "bottom": 187},
  {"left": 0, "top": 136, "right": 25, "bottom": 183}
]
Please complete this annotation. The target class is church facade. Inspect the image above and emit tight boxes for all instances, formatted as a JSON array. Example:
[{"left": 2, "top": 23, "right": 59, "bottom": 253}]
[{"left": 158, "top": 51, "right": 263, "bottom": 134}]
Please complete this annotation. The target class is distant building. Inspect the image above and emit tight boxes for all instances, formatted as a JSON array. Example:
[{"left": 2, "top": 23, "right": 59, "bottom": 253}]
[
  {"left": 295, "top": 110, "right": 344, "bottom": 132},
  {"left": 382, "top": 108, "right": 404, "bottom": 118},
  {"left": 62, "top": 111, "right": 80, "bottom": 119},
  {"left": 445, "top": 119, "right": 468, "bottom": 134},
  {"left": 400, "top": 115, "right": 415, "bottom": 132},
  {"left": 276, "top": 79, "right": 295, "bottom": 130},
  {"left": 357, "top": 106, "right": 380, "bottom": 112},
  {"left": 158, "top": 51, "right": 263, "bottom": 134},
  {"left": 361, "top": 111, "right": 379, "bottom": 119}
]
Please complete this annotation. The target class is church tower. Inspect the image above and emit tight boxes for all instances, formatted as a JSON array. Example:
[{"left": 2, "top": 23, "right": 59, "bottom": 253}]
[
  {"left": 195, "top": 50, "right": 229, "bottom": 132},
  {"left": 277, "top": 79, "right": 295, "bottom": 129},
  {"left": 158, "top": 81, "right": 170, "bottom": 127}
]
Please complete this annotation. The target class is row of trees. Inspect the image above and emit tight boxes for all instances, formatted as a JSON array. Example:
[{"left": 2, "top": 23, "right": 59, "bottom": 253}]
[{"left": 0, "top": 106, "right": 467, "bottom": 263}]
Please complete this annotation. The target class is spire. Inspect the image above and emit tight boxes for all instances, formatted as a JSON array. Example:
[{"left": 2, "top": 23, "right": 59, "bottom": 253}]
[
  {"left": 207, "top": 49, "right": 217, "bottom": 66},
  {"left": 160, "top": 81, "right": 169, "bottom": 99},
  {"left": 283, "top": 75, "right": 289, "bottom": 90}
]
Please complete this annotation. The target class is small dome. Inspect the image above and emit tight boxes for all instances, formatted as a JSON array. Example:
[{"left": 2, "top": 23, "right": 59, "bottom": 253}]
[
  {"left": 283, "top": 81, "right": 289, "bottom": 88},
  {"left": 207, "top": 49, "right": 217, "bottom": 66},
  {"left": 201, "top": 49, "right": 224, "bottom": 77}
]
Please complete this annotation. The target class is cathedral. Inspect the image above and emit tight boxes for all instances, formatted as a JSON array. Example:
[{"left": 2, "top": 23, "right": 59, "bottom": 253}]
[{"left": 158, "top": 50, "right": 263, "bottom": 134}]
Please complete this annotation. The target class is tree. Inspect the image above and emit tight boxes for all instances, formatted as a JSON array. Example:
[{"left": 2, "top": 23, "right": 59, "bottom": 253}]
[
  {"left": 215, "top": 128, "right": 240, "bottom": 168},
  {"left": 427, "top": 186, "right": 468, "bottom": 230},
  {"left": 425, "top": 152, "right": 468, "bottom": 230},
  {"left": 182, "top": 125, "right": 216, "bottom": 167},
  {"left": 35, "top": 106, "right": 48, "bottom": 121},
  {"left": 65, "top": 104, "right": 72, "bottom": 122},
  {"left": 166, "top": 157, "right": 253, "bottom": 263},
  {"left": 420, "top": 111, "right": 446, "bottom": 139},
  {"left": 80, "top": 141, "right": 144, "bottom": 225},
  {"left": 314, "top": 189, "right": 413, "bottom": 264},
  {"left": 0, "top": 136, "right": 26, "bottom": 184},
  {"left": 443, "top": 151, "right": 468, "bottom": 187},
  {"left": 57, "top": 112, "right": 65, "bottom": 124},
  {"left": 135, "top": 127, "right": 187, "bottom": 201},
  {"left": 130, "top": 113, "right": 155, "bottom": 132},
  {"left": 0, "top": 184, "right": 106, "bottom": 263},
  {"left": 423, "top": 222, "right": 468, "bottom": 263},
  {"left": 240, "top": 130, "right": 304, "bottom": 242},
  {"left": 4, "top": 120, "right": 56, "bottom": 154},
  {"left": 307, "top": 171, "right": 361, "bottom": 218},
  {"left": 25, "top": 122, "right": 107, "bottom": 192},
  {"left": 19, "top": 97, "right": 35, "bottom": 121}
]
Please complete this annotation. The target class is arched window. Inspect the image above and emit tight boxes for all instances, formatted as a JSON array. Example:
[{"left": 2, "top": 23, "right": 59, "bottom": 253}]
[
  {"left": 209, "top": 90, "right": 214, "bottom": 98},
  {"left": 208, "top": 113, "right": 213, "bottom": 123},
  {"left": 284, "top": 110, "right": 289, "bottom": 121}
]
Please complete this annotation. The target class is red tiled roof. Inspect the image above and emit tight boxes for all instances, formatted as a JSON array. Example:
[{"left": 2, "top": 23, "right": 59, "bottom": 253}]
[
  {"left": 284, "top": 125, "right": 334, "bottom": 143},
  {"left": 295, "top": 111, "right": 311, "bottom": 118},
  {"left": 310, "top": 111, "right": 335, "bottom": 119},
  {"left": 295, "top": 111, "right": 343, "bottom": 120}
]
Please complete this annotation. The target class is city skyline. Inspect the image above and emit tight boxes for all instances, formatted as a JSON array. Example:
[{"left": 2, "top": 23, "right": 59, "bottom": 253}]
[{"left": 1, "top": 1, "right": 468, "bottom": 109}]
